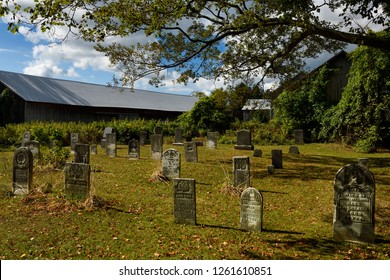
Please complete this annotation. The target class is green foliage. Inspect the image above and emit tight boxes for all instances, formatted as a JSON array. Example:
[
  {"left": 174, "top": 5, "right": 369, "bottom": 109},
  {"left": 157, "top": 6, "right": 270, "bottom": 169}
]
[{"left": 321, "top": 45, "right": 390, "bottom": 152}]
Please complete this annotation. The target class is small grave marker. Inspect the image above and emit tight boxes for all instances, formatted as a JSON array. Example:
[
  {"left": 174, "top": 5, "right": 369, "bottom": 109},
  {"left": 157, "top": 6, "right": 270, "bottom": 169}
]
[
  {"left": 74, "top": 143, "right": 90, "bottom": 164},
  {"left": 128, "top": 139, "right": 140, "bottom": 159},
  {"left": 233, "top": 156, "right": 250, "bottom": 189},
  {"left": 271, "top": 149, "right": 283, "bottom": 169},
  {"left": 105, "top": 133, "right": 117, "bottom": 158},
  {"left": 294, "top": 129, "right": 304, "bottom": 144},
  {"left": 289, "top": 146, "right": 300, "bottom": 154},
  {"left": 162, "top": 149, "right": 181, "bottom": 180},
  {"left": 234, "top": 129, "right": 254, "bottom": 150},
  {"left": 70, "top": 133, "right": 79, "bottom": 152},
  {"left": 151, "top": 134, "right": 163, "bottom": 160},
  {"left": 240, "top": 187, "right": 263, "bottom": 231},
  {"left": 64, "top": 163, "right": 91, "bottom": 199},
  {"left": 173, "top": 178, "right": 196, "bottom": 225},
  {"left": 12, "top": 147, "right": 33, "bottom": 195},
  {"left": 184, "top": 142, "right": 198, "bottom": 162},
  {"left": 206, "top": 132, "right": 218, "bottom": 149}
]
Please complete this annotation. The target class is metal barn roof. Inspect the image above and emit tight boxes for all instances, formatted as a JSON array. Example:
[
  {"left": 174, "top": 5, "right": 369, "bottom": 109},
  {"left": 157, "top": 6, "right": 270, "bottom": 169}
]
[
  {"left": 242, "top": 99, "right": 271, "bottom": 111},
  {"left": 0, "top": 71, "right": 197, "bottom": 112}
]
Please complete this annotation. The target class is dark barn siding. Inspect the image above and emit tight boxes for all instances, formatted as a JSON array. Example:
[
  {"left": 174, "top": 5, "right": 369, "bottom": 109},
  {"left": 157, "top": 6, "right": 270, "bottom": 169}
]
[{"left": 326, "top": 54, "right": 352, "bottom": 103}]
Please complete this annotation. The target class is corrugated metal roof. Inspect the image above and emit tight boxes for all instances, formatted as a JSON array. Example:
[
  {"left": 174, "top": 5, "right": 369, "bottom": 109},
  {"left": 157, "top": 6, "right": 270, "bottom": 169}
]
[
  {"left": 0, "top": 70, "right": 197, "bottom": 112},
  {"left": 242, "top": 99, "right": 271, "bottom": 110}
]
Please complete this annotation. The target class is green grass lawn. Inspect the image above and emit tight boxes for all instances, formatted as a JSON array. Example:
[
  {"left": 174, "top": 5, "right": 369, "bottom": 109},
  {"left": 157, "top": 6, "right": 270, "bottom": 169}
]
[{"left": 0, "top": 143, "right": 389, "bottom": 260}]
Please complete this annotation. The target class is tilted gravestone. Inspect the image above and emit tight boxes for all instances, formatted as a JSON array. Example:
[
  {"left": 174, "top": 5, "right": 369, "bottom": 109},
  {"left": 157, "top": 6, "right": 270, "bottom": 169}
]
[
  {"left": 271, "top": 149, "right": 283, "bottom": 169},
  {"left": 234, "top": 129, "right": 254, "bottom": 150},
  {"left": 105, "top": 133, "right": 117, "bottom": 158},
  {"left": 64, "top": 162, "right": 91, "bottom": 199},
  {"left": 240, "top": 187, "right": 263, "bottom": 231},
  {"left": 74, "top": 143, "right": 90, "bottom": 164},
  {"left": 150, "top": 134, "right": 163, "bottom": 160},
  {"left": 206, "top": 132, "right": 218, "bottom": 149},
  {"left": 184, "top": 141, "right": 198, "bottom": 162},
  {"left": 289, "top": 146, "right": 300, "bottom": 154},
  {"left": 333, "top": 164, "right": 376, "bottom": 243},
  {"left": 173, "top": 178, "right": 196, "bottom": 225},
  {"left": 162, "top": 149, "right": 181, "bottom": 180},
  {"left": 173, "top": 128, "right": 183, "bottom": 145},
  {"left": 128, "top": 139, "right": 140, "bottom": 159},
  {"left": 293, "top": 129, "right": 304, "bottom": 144},
  {"left": 139, "top": 131, "right": 148, "bottom": 146},
  {"left": 70, "top": 133, "right": 79, "bottom": 152},
  {"left": 12, "top": 147, "right": 33, "bottom": 195},
  {"left": 233, "top": 156, "right": 250, "bottom": 189}
]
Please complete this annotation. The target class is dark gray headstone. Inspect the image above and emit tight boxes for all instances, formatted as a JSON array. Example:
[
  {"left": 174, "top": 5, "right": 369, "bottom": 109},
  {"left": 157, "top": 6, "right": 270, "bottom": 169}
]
[
  {"left": 162, "top": 149, "right": 180, "bottom": 180},
  {"left": 333, "top": 164, "right": 376, "bottom": 243},
  {"left": 206, "top": 132, "right": 218, "bottom": 149},
  {"left": 70, "top": 133, "right": 79, "bottom": 152},
  {"left": 184, "top": 142, "right": 198, "bottom": 162},
  {"left": 151, "top": 134, "right": 163, "bottom": 160},
  {"left": 139, "top": 131, "right": 148, "bottom": 146},
  {"left": 154, "top": 126, "right": 163, "bottom": 135},
  {"left": 233, "top": 156, "right": 250, "bottom": 189},
  {"left": 174, "top": 128, "right": 183, "bottom": 144},
  {"left": 173, "top": 178, "right": 196, "bottom": 225},
  {"left": 12, "top": 147, "right": 33, "bottom": 195},
  {"left": 105, "top": 133, "right": 117, "bottom": 158},
  {"left": 234, "top": 129, "right": 254, "bottom": 150},
  {"left": 64, "top": 163, "right": 91, "bottom": 199},
  {"left": 240, "top": 187, "right": 263, "bottom": 231},
  {"left": 128, "top": 139, "right": 140, "bottom": 159},
  {"left": 253, "top": 149, "right": 262, "bottom": 157},
  {"left": 294, "top": 129, "right": 304, "bottom": 144},
  {"left": 271, "top": 149, "right": 283, "bottom": 169},
  {"left": 358, "top": 158, "right": 369, "bottom": 170},
  {"left": 289, "top": 146, "right": 300, "bottom": 154},
  {"left": 267, "top": 165, "right": 275, "bottom": 175},
  {"left": 90, "top": 144, "right": 97, "bottom": 155},
  {"left": 74, "top": 143, "right": 90, "bottom": 164}
]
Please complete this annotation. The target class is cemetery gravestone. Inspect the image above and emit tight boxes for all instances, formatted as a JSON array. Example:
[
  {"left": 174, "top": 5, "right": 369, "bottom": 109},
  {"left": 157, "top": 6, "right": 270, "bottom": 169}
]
[
  {"left": 24, "top": 140, "right": 40, "bottom": 160},
  {"left": 151, "top": 134, "right": 163, "bottom": 160},
  {"left": 139, "top": 131, "right": 148, "bottom": 146},
  {"left": 74, "top": 143, "right": 90, "bottom": 164},
  {"left": 101, "top": 127, "right": 113, "bottom": 148},
  {"left": 162, "top": 149, "right": 181, "bottom": 180},
  {"left": 271, "top": 149, "right": 283, "bottom": 169},
  {"left": 289, "top": 146, "right": 300, "bottom": 154},
  {"left": 105, "top": 133, "right": 117, "bottom": 158},
  {"left": 90, "top": 144, "right": 97, "bottom": 155},
  {"left": 154, "top": 126, "right": 163, "bottom": 135},
  {"left": 184, "top": 142, "right": 198, "bottom": 162},
  {"left": 233, "top": 156, "right": 250, "bottom": 189},
  {"left": 173, "top": 128, "right": 183, "bottom": 145},
  {"left": 70, "top": 133, "right": 79, "bottom": 152},
  {"left": 21, "top": 131, "right": 31, "bottom": 146},
  {"left": 240, "top": 187, "right": 263, "bottom": 231},
  {"left": 358, "top": 158, "right": 369, "bottom": 170},
  {"left": 333, "top": 164, "right": 376, "bottom": 243},
  {"left": 128, "top": 139, "right": 140, "bottom": 159},
  {"left": 12, "top": 147, "right": 33, "bottom": 195},
  {"left": 173, "top": 178, "right": 196, "bottom": 225},
  {"left": 206, "top": 132, "right": 218, "bottom": 149},
  {"left": 234, "top": 129, "right": 254, "bottom": 150},
  {"left": 267, "top": 165, "right": 275, "bottom": 175},
  {"left": 253, "top": 149, "right": 262, "bottom": 157},
  {"left": 64, "top": 163, "right": 91, "bottom": 199},
  {"left": 294, "top": 129, "right": 304, "bottom": 144}
]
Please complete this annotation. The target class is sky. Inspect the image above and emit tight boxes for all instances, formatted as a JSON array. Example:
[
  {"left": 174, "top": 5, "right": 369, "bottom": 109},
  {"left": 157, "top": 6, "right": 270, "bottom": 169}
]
[{"left": 0, "top": 1, "right": 380, "bottom": 96}]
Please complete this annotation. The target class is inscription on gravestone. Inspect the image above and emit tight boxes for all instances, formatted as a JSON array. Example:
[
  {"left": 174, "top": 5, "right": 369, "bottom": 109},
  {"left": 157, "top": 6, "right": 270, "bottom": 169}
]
[
  {"left": 128, "top": 139, "right": 140, "bottom": 159},
  {"left": 162, "top": 149, "right": 180, "bottom": 180},
  {"left": 151, "top": 134, "right": 163, "bottom": 160},
  {"left": 234, "top": 129, "right": 254, "bottom": 150},
  {"left": 184, "top": 142, "right": 198, "bottom": 162},
  {"left": 173, "top": 178, "right": 196, "bottom": 225},
  {"left": 64, "top": 163, "right": 91, "bottom": 199},
  {"left": 233, "top": 156, "right": 250, "bottom": 189},
  {"left": 240, "top": 187, "right": 263, "bottom": 231},
  {"left": 271, "top": 150, "right": 283, "bottom": 169},
  {"left": 12, "top": 148, "right": 33, "bottom": 195},
  {"left": 74, "top": 144, "right": 90, "bottom": 164},
  {"left": 206, "top": 132, "right": 218, "bottom": 149},
  {"left": 105, "top": 133, "right": 117, "bottom": 158},
  {"left": 333, "top": 164, "right": 376, "bottom": 243}
]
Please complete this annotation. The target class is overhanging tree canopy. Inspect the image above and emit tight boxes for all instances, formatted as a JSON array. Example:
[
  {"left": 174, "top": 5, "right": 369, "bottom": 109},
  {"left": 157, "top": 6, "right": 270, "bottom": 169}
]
[{"left": 2, "top": 0, "right": 390, "bottom": 87}]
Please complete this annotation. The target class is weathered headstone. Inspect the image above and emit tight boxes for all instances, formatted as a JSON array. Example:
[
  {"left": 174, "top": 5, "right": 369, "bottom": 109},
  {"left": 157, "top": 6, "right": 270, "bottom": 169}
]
[
  {"left": 253, "top": 149, "right": 262, "bottom": 157},
  {"left": 101, "top": 127, "right": 113, "bottom": 148},
  {"left": 70, "top": 133, "right": 79, "bottom": 152},
  {"left": 234, "top": 129, "right": 254, "bottom": 150},
  {"left": 358, "top": 158, "right": 369, "bottom": 170},
  {"left": 267, "top": 165, "right": 275, "bottom": 175},
  {"left": 24, "top": 140, "right": 40, "bottom": 159},
  {"left": 105, "top": 133, "right": 117, "bottom": 158},
  {"left": 162, "top": 149, "right": 181, "bottom": 180},
  {"left": 206, "top": 132, "right": 218, "bottom": 149},
  {"left": 233, "top": 156, "right": 250, "bottom": 189},
  {"left": 128, "top": 139, "right": 140, "bottom": 159},
  {"left": 154, "top": 126, "right": 163, "bottom": 135},
  {"left": 333, "top": 164, "right": 376, "bottom": 243},
  {"left": 74, "top": 143, "right": 90, "bottom": 164},
  {"left": 21, "top": 131, "right": 31, "bottom": 146},
  {"left": 271, "top": 149, "right": 283, "bottom": 169},
  {"left": 173, "top": 128, "right": 183, "bottom": 145},
  {"left": 173, "top": 178, "right": 196, "bottom": 225},
  {"left": 184, "top": 141, "right": 198, "bottom": 162},
  {"left": 12, "top": 147, "right": 33, "bottom": 195},
  {"left": 90, "top": 144, "right": 97, "bottom": 155},
  {"left": 139, "top": 131, "right": 148, "bottom": 146},
  {"left": 240, "top": 187, "right": 263, "bottom": 231},
  {"left": 150, "top": 134, "right": 163, "bottom": 160},
  {"left": 64, "top": 163, "right": 91, "bottom": 199},
  {"left": 294, "top": 129, "right": 304, "bottom": 144},
  {"left": 289, "top": 146, "right": 300, "bottom": 154}
]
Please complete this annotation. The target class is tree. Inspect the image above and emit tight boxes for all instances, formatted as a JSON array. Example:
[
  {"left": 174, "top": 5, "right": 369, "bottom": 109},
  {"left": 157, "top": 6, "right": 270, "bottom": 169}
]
[{"left": 3, "top": 1, "right": 390, "bottom": 87}]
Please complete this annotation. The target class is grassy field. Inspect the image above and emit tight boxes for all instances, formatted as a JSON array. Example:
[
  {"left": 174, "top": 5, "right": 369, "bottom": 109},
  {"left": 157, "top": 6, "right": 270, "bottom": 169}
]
[{"left": 0, "top": 143, "right": 389, "bottom": 260}]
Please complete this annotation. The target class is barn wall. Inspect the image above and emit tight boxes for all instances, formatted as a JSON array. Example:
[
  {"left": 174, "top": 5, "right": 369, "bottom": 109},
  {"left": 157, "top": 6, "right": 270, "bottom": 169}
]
[{"left": 326, "top": 54, "right": 352, "bottom": 103}]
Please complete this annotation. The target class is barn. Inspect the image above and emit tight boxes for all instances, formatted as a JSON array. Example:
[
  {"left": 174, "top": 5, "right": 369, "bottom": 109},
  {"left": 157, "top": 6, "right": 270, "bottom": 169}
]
[{"left": 0, "top": 70, "right": 198, "bottom": 125}]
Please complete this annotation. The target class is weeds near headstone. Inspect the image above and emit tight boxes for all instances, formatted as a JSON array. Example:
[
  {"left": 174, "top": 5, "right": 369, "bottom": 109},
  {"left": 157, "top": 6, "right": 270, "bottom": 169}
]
[{"left": 219, "top": 164, "right": 241, "bottom": 196}]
